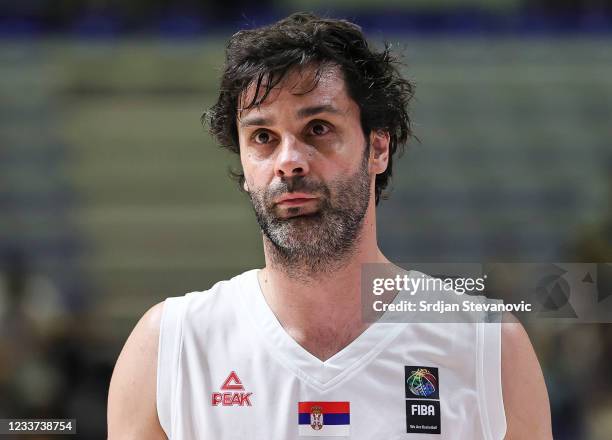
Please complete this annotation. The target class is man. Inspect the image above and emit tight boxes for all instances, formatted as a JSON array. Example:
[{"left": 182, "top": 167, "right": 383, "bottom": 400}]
[{"left": 108, "top": 13, "right": 552, "bottom": 439}]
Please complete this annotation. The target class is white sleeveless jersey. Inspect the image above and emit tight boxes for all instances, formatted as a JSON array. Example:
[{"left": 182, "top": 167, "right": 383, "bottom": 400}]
[{"left": 157, "top": 269, "right": 506, "bottom": 439}]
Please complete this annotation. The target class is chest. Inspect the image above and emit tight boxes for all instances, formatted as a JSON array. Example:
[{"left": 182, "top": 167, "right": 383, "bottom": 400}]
[{"left": 173, "top": 325, "right": 484, "bottom": 439}]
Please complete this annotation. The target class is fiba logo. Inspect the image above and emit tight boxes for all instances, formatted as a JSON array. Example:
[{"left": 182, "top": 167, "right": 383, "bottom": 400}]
[
  {"left": 406, "top": 368, "right": 437, "bottom": 398},
  {"left": 405, "top": 365, "right": 441, "bottom": 434}
]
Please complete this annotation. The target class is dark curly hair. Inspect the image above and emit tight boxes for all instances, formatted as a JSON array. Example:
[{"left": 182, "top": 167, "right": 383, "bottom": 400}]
[{"left": 203, "top": 12, "right": 416, "bottom": 205}]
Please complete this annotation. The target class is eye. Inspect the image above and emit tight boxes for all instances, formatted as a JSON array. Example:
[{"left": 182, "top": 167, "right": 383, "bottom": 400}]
[
  {"left": 253, "top": 130, "right": 273, "bottom": 145},
  {"left": 308, "top": 122, "right": 331, "bottom": 136}
]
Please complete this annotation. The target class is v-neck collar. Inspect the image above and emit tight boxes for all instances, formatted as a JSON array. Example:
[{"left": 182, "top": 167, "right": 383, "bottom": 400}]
[{"left": 237, "top": 268, "right": 408, "bottom": 391}]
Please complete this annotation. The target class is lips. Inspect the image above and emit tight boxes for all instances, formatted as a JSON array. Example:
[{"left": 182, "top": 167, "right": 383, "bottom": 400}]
[{"left": 274, "top": 193, "right": 318, "bottom": 206}]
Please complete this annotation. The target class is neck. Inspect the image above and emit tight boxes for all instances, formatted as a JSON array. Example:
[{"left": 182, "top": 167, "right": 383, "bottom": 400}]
[{"left": 256, "top": 207, "right": 391, "bottom": 361}]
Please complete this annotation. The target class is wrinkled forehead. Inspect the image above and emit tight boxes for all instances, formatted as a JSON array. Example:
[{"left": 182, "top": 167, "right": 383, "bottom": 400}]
[{"left": 237, "top": 63, "right": 348, "bottom": 119}]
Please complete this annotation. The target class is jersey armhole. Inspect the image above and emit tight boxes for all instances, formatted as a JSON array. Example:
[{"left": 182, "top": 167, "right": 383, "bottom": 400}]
[
  {"left": 477, "top": 320, "right": 508, "bottom": 440},
  {"left": 156, "top": 296, "right": 188, "bottom": 440}
]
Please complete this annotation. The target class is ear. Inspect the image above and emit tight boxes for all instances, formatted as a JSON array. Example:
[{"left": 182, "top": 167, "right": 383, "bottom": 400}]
[
  {"left": 243, "top": 179, "right": 249, "bottom": 192},
  {"left": 369, "top": 130, "right": 390, "bottom": 175}
]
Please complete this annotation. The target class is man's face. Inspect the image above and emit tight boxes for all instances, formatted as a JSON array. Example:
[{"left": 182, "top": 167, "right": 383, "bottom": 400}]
[{"left": 237, "top": 64, "right": 373, "bottom": 268}]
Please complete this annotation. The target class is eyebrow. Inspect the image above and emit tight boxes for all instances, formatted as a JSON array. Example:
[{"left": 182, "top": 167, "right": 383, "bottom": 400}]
[
  {"left": 296, "top": 104, "right": 342, "bottom": 119},
  {"left": 238, "top": 104, "right": 342, "bottom": 128},
  {"left": 239, "top": 116, "right": 273, "bottom": 128}
]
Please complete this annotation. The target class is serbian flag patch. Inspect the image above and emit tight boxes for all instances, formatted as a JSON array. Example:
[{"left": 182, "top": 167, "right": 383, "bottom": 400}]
[{"left": 298, "top": 401, "right": 350, "bottom": 436}]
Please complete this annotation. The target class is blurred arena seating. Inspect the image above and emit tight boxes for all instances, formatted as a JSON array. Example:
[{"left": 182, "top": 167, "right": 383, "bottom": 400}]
[{"left": 4, "top": 38, "right": 607, "bottom": 333}]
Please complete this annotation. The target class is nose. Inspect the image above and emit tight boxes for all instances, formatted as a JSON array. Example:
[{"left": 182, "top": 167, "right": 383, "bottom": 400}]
[{"left": 274, "top": 134, "right": 309, "bottom": 179}]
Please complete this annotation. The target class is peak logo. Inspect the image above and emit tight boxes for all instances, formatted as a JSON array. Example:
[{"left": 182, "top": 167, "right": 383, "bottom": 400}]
[{"left": 211, "top": 371, "right": 253, "bottom": 406}]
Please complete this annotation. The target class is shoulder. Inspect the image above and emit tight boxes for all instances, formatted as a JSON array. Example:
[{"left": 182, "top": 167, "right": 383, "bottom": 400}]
[
  {"left": 181, "top": 269, "right": 259, "bottom": 317},
  {"left": 107, "top": 301, "right": 167, "bottom": 440},
  {"left": 499, "top": 312, "right": 552, "bottom": 440}
]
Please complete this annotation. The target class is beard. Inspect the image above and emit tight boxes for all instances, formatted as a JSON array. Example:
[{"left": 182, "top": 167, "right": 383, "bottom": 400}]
[{"left": 248, "top": 145, "right": 371, "bottom": 279}]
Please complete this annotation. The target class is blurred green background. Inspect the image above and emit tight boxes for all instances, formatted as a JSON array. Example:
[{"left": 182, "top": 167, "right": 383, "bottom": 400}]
[{"left": 1, "top": 0, "right": 612, "bottom": 438}]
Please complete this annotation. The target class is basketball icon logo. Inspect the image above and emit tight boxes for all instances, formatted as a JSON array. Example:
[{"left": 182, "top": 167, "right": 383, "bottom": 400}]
[{"left": 407, "top": 368, "right": 437, "bottom": 397}]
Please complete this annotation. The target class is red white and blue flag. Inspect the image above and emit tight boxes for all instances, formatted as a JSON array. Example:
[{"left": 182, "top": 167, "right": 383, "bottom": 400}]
[{"left": 298, "top": 401, "right": 350, "bottom": 436}]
